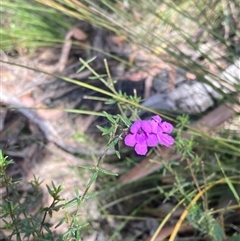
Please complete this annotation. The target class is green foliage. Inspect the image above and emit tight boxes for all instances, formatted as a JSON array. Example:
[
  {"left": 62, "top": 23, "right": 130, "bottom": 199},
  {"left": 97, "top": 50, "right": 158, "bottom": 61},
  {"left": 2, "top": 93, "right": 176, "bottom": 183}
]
[
  {"left": 229, "top": 234, "right": 240, "bottom": 241},
  {"left": 1, "top": 0, "right": 76, "bottom": 50},
  {"left": 0, "top": 150, "right": 99, "bottom": 240},
  {"left": 187, "top": 204, "right": 225, "bottom": 241},
  {"left": 1, "top": 0, "right": 240, "bottom": 240}
]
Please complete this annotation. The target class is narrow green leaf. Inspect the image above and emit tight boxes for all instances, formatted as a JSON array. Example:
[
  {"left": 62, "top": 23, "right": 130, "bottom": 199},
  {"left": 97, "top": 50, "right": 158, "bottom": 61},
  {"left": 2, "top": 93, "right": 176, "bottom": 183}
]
[
  {"left": 216, "top": 155, "right": 240, "bottom": 205},
  {"left": 114, "top": 140, "right": 121, "bottom": 159},
  {"left": 74, "top": 187, "right": 80, "bottom": 197},
  {"left": 99, "top": 167, "right": 118, "bottom": 176},
  {"left": 96, "top": 125, "right": 114, "bottom": 135},
  {"left": 76, "top": 165, "right": 96, "bottom": 171},
  {"left": 210, "top": 222, "right": 225, "bottom": 241},
  {"left": 51, "top": 181, "right": 56, "bottom": 191},
  {"left": 96, "top": 124, "right": 107, "bottom": 132},
  {"left": 88, "top": 74, "right": 107, "bottom": 79},
  {"left": 41, "top": 207, "right": 49, "bottom": 212},
  {"left": 105, "top": 99, "right": 117, "bottom": 105},
  {"left": 64, "top": 198, "right": 78, "bottom": 209},
  {"left": 46, "top": 184, "right": 53, "bottom": 196},
  {"left": 103, "top": 111, "right": 116, "bottom": 124},
  {"left": 107, "top": 136, "right": 119, "bottom": 149},
  {"left": 75, "top": 229, "right": 81, "bottom": 240},
  {"left": 87, "top": 172, "right": 98, "bottom": 187},
  {"left": 118, "top": 114, "right": 132, "bottom": 127},
  {"left": 115, "top": 149, "right": 121, "bottom": 159},
  {"left": 55, "top": 219, "right": 65, "bottom": 229},
  {"left": 78, "top": 56, "right": 96, "bottom": 72},
  {"left": 225, "top": 177, "right": 240, "bottom": 205},
  {"left": 85, "top": 56, "right": 97, "bottom": 64},
  {"left": 43, "top": 224, "right": 52, "bottom": 233},
  {"left": 77, "top": 64, "right": 86, "bottom": 73},
  {"left": 73, "top": 216, "right": 78, "bottom": 226},
  {"left": 79, "top": 222, "right": 89, "bottom": 228},
  {"left": 85, "top": 192, "right": 97, "bottom": 199},
  {"left": 79, "top": 56, "right": 96, "bottom": 66}
]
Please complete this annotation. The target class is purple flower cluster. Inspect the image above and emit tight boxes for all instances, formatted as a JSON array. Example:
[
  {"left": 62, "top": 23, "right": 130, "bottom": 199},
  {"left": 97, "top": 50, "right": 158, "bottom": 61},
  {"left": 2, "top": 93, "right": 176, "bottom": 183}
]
[{"left": 124, "top": 115, "right": 174, "bottom": 155}]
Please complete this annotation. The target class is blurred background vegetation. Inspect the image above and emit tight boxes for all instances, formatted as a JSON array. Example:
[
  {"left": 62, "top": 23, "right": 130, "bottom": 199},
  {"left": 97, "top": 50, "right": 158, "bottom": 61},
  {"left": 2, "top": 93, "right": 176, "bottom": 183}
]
[{"left": 1, "top": 0, "right": 240, "bottom": 240}]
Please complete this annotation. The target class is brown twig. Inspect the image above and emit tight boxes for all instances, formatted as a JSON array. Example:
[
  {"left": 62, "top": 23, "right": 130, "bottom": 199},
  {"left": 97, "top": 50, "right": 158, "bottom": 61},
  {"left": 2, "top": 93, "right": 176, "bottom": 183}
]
[{"left": 1, "top": 90, "right": 115, "bottom": 156}]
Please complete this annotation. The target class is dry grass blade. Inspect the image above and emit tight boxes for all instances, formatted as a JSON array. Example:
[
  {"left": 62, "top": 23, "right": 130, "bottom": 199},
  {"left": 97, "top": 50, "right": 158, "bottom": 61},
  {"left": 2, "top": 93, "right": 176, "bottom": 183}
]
[{"left": 1, "top": 0, "right": 240, "bottom": 240}]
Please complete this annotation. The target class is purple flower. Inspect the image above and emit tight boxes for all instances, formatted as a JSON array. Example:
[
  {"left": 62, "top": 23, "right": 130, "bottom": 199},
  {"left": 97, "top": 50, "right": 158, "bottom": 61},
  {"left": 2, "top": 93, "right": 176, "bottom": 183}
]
[
  {"left": 124, "top": 120, "right": 158, "bottom": 155},
  {"left": 124, "top": 116, "right": 174, "bottom": 155},
  {"left": 150, "top": 115, "right": 174, "bottom": 147}
]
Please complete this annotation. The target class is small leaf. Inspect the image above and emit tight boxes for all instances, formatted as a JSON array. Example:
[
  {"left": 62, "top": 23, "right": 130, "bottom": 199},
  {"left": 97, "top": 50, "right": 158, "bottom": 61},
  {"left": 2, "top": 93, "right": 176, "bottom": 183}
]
[
  {"left": 41, "top": 207, "right": 49, "bottom": 212},
  {"left": 225, "top": 177, "right": 240, "bottom": 204},
  {"left": 78, "top": 222, "right": 89, "bottom": 228},
  {"left": 64, "top": 198, "right": 78, "bottom": 209},
  {"left": 49, "top": 209, "right": 53, "bottom": 217},
  {"left": 76, "top": 165, "right": 96, "bottom": 171},
  {"left": 114, "top": 141, "right": 121, "bottom": 159},
  {"left": 103, "top": 111, "right": 116, "bottom": 124},
  {"left": 55, "top": 219, "right": 65, "bottom": 229},
  {"left": 209, "top": 222, "right": 225, "bottom": 241},
  {"left": 115, "top": 150, "right": 121, "bottom": 159},
  {"left": 77, "top": 64, "right": 86, "bottom": 73},
  {"left": 88, "top": 74, "right": 107, "bottom": 79},
  {"left": 80, "top": 56, "right": 96, "bottom": 65},
  {"left": 107, "top": 136, "right": 119, "bottom": 149},
  {"left": 52, "top": 204, "right": 64, "bottom": 211},
  {"left": 78, "top": 56, "right": 97, "bottom": 72},
  {"left": 118, "top": 115, "right": 132, "bottom": 127},
  {"left": 99, "top": 167, "right": 118, "bottom": 176},
  {"left": 87, "top": 172, "right": 98, "bottom": 187},
  {"left": 75, "top": 229, "right": 81, "bottom": 240},
  {"left": 85, "top": 192, "right": 97, "bottom": 199},
  {"left": 74, "top": 187, "right": 80, "bottom": 197},
  {"left": 96, "top": 125, "right": 114, "bottom": 135},
  {"left": 85, "top": 56, "right": 97, "bottom": 64},
  {"left": 105, "top": 99, "right": 117, "bottom": 105},
  {"left": 46, "top": 184, "right": 53, "bottom": 196},
  {"left": 96, "top": 125, "right": 106, "bottom": 133}
]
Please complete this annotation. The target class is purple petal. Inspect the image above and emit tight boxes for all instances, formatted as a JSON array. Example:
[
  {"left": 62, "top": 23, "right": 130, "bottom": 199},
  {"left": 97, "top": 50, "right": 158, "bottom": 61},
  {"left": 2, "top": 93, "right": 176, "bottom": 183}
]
[
  {"left": 135, "top": 142, "right": 148, "bottom": 155},
  {"left": 130, "top": 120, "right": 142, "bottom": 133},
  {"left": 158, "top": 133, "right": 174, "bottom": 146},
  {"left": 160, "top": 122, "right": 173, "bottom": 133},
  {"left": 151, "top": 115, "right": 162, "bottom": 124},
  {"left": 135, "top": 131, "right": 148, "bottom": 143},
  {"left": 149, "top": 120, "right": 159, "bottom": 134},
  {"left": 141, "top": 120, "right": 152, "bottom": 133},
  {"left": 146, "top": 133, "right": 158, "bottom": 147},
  {"left": 124, "top": 134, "right": 136, "bottom": 147}
]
